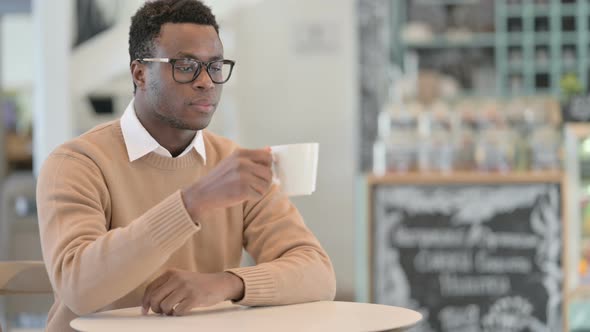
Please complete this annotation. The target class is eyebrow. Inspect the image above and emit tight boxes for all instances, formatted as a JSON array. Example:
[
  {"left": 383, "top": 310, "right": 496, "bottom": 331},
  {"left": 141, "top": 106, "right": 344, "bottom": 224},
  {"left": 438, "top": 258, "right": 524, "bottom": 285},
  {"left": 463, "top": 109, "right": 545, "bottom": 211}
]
[{"left": 174, "top": 52, "right": 223, "bottom": 61}]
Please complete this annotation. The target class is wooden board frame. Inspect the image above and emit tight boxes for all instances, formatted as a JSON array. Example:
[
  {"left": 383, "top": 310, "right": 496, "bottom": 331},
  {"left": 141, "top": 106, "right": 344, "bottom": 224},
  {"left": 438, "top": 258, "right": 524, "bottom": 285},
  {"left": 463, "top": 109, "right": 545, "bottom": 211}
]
[{"left": 362, "top": 171, "right": 567, "bottom": 331}]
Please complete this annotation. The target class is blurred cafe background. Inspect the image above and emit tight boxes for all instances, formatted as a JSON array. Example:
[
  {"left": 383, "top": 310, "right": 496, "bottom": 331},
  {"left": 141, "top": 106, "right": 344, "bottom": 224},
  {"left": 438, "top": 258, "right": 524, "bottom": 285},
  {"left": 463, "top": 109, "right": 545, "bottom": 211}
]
[{"left": 4, "top": 0, "right": 590, "bottom": 331}]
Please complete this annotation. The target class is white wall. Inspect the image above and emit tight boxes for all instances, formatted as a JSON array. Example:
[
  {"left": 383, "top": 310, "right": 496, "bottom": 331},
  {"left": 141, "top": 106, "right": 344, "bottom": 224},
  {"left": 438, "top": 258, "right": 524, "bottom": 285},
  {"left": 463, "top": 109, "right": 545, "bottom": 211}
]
[
  {"left": 1, "top": 14, "right": 33, "bottom": 90},
  {"left": 32, "top": 0, "right": 74, "bottom": 175},
  {"left": 28, "top": 0, "right": 359, "bottom": 300},
  {"left": 222, "top": 0, "right": 358, "bottom": 300}
]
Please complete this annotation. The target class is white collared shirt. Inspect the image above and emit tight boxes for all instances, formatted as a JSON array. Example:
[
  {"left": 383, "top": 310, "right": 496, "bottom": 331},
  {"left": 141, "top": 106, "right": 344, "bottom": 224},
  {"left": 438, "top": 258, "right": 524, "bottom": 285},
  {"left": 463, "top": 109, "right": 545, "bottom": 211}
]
[{"left": 120, "top": 99, "right": 207, "bottom": 163}]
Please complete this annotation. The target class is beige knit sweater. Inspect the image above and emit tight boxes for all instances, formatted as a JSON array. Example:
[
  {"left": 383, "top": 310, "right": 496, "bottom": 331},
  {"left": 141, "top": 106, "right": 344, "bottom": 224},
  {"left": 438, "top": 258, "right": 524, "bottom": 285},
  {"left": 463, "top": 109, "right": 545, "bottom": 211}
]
[{"left": 36, "top": 121, "right": 336, "bottom": 332}]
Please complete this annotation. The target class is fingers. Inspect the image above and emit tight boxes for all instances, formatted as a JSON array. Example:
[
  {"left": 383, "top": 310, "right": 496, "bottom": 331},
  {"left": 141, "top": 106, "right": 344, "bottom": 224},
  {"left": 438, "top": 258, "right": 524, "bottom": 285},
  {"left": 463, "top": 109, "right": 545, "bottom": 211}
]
[
  {"left": 236, "top": 148, "right": 272, "bottom": 167},
  {"left": 234, "top": 151, "right": 274, "bottom": 198},
  {"left": 142, "top": 271, "right": 172, "bottom": 314},
  {"left": 142, "top": 271, "right": 230, "bottom": 317},
  {"left": 173, "top": 298, "right": 192, "bottom": 316},
  {"left": 160, "top": 289, "right": 187, "bottom": 316},
  {"left": 147, "top": 278, "right": 180, "bottom": 314},
  {"left": 243, "top": 172, "right": 272, "bottom": 198},
  {"left": 248, "top": 160, "right": 273, "bottom": 185}
]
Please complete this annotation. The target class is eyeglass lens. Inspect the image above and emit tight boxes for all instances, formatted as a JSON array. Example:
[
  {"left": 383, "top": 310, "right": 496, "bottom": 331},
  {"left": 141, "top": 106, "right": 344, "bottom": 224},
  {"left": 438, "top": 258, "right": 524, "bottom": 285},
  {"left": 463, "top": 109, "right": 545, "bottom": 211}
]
[{"left": 173, "top": 59, "right": 232, "bottom": 83}]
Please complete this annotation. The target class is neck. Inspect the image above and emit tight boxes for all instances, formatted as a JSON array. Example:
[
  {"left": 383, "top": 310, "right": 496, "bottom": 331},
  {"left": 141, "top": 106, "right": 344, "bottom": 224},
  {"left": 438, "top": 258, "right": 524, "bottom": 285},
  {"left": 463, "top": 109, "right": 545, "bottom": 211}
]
[{"left": 133, "top": 98, "right": 196, "bottom": 157}]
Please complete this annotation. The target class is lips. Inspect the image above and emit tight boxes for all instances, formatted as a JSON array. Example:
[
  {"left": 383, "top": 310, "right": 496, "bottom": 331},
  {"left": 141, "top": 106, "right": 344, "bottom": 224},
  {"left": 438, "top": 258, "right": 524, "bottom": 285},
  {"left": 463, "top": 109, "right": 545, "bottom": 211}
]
[{"left": 189, "top": 100, "right": 215, "bottom": 113}]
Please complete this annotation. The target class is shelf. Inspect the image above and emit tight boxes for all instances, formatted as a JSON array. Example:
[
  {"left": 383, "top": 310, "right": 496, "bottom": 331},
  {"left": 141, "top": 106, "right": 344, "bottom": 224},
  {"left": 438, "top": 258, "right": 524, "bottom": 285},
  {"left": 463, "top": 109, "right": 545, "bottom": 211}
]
[
  {"left": 534, "top": 64, "right": 551, "bottom": 72},
  {"left": 562, "top": 32, "right": 579, "bottom": 44},
  {"left": 404, "top": 33, "right": 496, "bottom": 48},
  {"left": 414, "top": 0, "right": 479, "bottom": 5},
  {"left": 508, "top": 63, "right": 524, "bottom": 73},
  {"left": 533, "top": 4, "right": 551, "bottom": 16},
  {"left": 561, "top": 4, "right": 579, "bottom": 17},
  {"left": 506, "top": 5, "right": 522, "bottom": 17},
  {"left": 394, "top": 0, "right": 590, "bottom": 98},
  {"left": 453, "top": 90, "right": 501, "bottom": 99},
  {"left": 563, "top": 62, "right": 578, "bottom": 72},
  {"left": 507, "top": 33, "right": 523, "bottom": 45},
  {"left": 534, "top": 88, "right": 552, "bottom": 95},
  {"left": 535, "top": 32, "right": 551, "bottom": 44},
  {"left": 506, "top": 4, "right": 575, "bottom": 17},
  {"left": 568, "top": 285, "right": 590, "bottom": 300},
  {"left": 366, "top": 171, "right": 564, "bottom": 185}
]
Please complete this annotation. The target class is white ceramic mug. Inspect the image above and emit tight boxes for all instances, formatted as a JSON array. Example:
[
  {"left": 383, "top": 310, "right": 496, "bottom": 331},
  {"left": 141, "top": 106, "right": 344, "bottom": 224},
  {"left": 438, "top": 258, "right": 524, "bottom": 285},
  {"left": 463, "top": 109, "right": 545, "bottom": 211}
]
[{"left": 270, "top": 143, "right": 319, "bottom": 196}]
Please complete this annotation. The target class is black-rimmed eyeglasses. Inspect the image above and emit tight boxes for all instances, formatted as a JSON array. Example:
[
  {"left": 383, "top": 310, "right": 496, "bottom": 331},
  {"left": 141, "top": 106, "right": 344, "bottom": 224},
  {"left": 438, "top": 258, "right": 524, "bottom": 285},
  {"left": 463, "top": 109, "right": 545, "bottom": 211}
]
[{"left": 138, "top": 58, "right": 236, "bottom": 84}]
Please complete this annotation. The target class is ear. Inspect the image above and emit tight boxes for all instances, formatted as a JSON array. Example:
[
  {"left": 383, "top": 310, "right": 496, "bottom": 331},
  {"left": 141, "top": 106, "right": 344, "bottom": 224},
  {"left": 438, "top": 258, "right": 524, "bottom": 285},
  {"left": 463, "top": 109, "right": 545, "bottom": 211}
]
[{"left": 131, "top": 60, "right": 147, "bottom": 91}]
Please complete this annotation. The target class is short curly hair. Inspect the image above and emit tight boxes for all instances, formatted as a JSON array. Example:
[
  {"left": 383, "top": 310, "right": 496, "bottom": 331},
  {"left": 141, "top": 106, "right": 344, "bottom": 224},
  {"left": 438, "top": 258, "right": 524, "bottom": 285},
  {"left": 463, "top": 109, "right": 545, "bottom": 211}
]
[{"left": 128, "top": 0, "right": 219, "bottom": 90}]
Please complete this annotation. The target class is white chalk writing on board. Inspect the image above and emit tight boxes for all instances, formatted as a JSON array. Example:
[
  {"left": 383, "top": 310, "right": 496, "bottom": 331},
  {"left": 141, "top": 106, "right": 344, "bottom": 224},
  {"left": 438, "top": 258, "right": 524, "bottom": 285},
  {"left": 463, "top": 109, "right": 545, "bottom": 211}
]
[
  {"left": 392, "top": 225, "right": 540, "bottom": 250},
  {"left": 412, "top": 250, "right": 533, "bottom": 275},
  {"left": 475, "top": 251, "right": 532, "bottom": 274},
  {"left": 379, "top": 185, "right": 546, "bottom": 224},
  {"left": 373, "top": 184, "right": 562, "bottom": 332},
  {"left": 466, "top": 226, "right": 540, "bottom": 250},
  {"left": 482, "top": 296, "right": 547, "bottom": 332},
  {"left": 439, "top": 274, "right": 511, "bottom": 297},
  {"left": 531, "top": 186, "right": 561, "bottom": 332},
  {"left": 438, "top": 305, "right": 480, "bottom": 331},
  {"left": 414, "top": 250, "right": 473, "bottom": 273}
]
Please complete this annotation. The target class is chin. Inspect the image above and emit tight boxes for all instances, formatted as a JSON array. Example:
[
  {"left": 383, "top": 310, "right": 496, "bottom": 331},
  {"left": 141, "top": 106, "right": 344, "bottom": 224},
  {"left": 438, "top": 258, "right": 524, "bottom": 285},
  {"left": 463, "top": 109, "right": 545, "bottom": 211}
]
[
  {"left": 187, "top": 118, "right": 213, "bottom": 131},
  {"left": 173, "top": 112, "right": 214, "bottom": 131}
]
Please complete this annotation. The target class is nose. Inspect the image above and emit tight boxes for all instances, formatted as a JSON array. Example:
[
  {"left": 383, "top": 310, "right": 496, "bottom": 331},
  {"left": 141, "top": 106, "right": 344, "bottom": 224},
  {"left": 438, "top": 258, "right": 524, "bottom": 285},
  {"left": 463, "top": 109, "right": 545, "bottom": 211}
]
[{"left": 192, "top": 68, "right": 215, "bottom": 90}]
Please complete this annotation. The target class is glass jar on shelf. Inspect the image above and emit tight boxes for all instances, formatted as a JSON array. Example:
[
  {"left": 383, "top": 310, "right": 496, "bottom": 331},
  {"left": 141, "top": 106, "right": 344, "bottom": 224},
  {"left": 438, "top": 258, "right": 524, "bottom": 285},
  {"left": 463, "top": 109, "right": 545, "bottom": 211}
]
[
  {"left": 529, "top": 126, "right": 561, "bottom": 171},
  {"left": 524, "top": 98, "right": 561, "bottom": 171},
  {"left": 429, "top": 126, "right": 455, "bottom": 173},
  {"left": 474, "top": 104, "right": 516, "bottom": 172},
  {"left": 373, "top": 104, "right": 419, "bottom": 174},
  {"left": 505, "top": 98, "right": 531, "bottom": 171},
  {"left": 417, "top": 101, "right": 456, "bottom": 173},
  {"left": 454, "top": 99, "right": 479, "bottom": 171},
  {"left": 475, "top": 127, "right": 517, "bottom": 172},
  {"left": 386, "top": 110, "right": 418, "bottom": 173}
]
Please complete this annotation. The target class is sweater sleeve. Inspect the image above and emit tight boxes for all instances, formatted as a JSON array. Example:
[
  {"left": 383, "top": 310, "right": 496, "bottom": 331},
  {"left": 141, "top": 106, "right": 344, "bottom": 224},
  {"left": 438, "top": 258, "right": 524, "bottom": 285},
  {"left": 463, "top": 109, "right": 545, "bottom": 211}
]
[
  {"left": 36, "top": 153, "right": 199, "bottom": 315},
  {"left": 226, "top": 185, "right": 336, "bottom": 305}
]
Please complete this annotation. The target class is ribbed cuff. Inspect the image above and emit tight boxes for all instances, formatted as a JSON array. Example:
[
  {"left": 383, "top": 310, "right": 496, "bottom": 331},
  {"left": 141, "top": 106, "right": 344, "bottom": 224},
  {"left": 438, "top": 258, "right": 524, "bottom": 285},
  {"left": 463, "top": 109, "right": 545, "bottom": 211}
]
[
  {"left": 226, "top": 265, "right": 277, "bottom": 306},
  {"left": 142, "top": 190, "right": 200, "bottom": 253}
]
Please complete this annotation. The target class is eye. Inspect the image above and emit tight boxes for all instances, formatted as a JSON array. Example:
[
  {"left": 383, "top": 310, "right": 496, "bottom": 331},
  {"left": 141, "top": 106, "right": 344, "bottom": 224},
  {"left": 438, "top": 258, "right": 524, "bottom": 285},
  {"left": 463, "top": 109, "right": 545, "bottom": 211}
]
[
  {"left": 178, "top": 66, "right": 193, "bottom": 73},
  {"left": 209, "top": 62, "right": 223, "bottom": 72},
  {"left": 174, "top": 60, "right": 197, "bottom": 73}
]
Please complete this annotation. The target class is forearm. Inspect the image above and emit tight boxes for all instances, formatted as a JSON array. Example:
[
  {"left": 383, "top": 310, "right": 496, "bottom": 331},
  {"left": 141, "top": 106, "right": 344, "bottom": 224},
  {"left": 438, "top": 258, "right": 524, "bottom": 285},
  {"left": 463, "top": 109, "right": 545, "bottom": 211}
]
[
  {"left": 40, "top": 191, "right": 199, "bottom": 315},
  {"left": 236, "top": 187, "right": 337, "bottom": 306},
  {"left": 228, "top": 246, "right": 336, "bottom": 306}
]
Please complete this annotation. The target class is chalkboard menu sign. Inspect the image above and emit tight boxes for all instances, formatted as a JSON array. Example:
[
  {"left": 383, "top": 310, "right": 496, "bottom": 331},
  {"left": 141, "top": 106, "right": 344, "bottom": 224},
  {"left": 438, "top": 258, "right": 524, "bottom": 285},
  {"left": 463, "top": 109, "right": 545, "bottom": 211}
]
[
  {"left": 372, "top": 181, "right": 563, "bottom": 332},
  {"left": 563, "top": 95, "right": 590, "bottom": 122}
]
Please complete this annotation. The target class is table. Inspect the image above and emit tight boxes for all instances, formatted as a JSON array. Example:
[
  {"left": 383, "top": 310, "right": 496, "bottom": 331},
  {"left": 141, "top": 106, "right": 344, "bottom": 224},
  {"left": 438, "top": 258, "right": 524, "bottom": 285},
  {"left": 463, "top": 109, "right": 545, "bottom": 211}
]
[
  {"left": 71, "top": 301, "right": 422, "bottom": 332},
  {"left": 0, "top": 261, "right": 53, "bottom": 332},
  {"left": 0, "top": 261, "right": 52, "bottom": 295}
]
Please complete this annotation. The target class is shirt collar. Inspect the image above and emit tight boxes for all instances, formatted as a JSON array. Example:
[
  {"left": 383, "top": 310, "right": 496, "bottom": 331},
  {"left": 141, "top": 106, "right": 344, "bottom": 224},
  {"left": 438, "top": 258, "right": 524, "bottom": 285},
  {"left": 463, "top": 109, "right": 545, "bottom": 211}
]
[{"left": 120, "top": 99, "right": 207, "bottom": 163}]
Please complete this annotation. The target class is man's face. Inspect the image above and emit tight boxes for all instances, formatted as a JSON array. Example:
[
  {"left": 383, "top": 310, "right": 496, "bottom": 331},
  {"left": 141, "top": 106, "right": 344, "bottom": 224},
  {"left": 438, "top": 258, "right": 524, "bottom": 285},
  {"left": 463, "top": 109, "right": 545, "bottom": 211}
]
[{"left": 144, "top": 23, "right": 224, "bottom": 131}]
